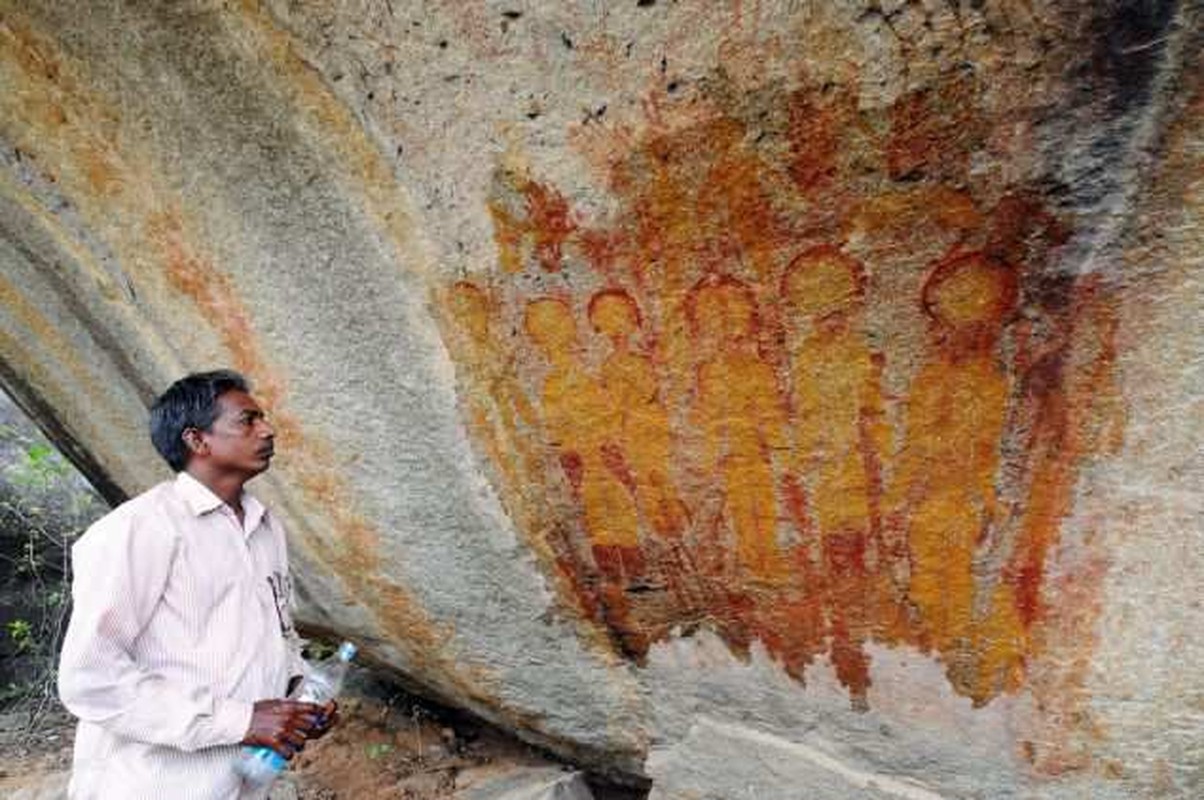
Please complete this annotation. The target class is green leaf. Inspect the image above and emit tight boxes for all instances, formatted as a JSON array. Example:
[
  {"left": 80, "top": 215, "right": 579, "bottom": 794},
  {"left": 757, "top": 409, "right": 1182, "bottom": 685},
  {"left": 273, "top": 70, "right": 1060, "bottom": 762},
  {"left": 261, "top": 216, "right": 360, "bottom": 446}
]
[
  {"left": 6, "top": 619, "right": 34, "bottom": 653},
  {"left": 26, "top": 443, "right": 53, "bottom": 464},
  {"left": 365, "top": 742, "right": 394, "bottom": 760}
]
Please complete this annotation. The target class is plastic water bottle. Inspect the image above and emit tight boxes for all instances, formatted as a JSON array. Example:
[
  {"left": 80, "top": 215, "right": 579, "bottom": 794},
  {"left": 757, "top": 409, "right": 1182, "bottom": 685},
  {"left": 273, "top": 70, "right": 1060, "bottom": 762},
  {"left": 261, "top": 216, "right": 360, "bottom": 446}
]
[
  {"left": 236, "top": 641, "right": 357, "bottom": 787},
  {"left": 292, "top": 641, "right": 357, "bottom": 706}
]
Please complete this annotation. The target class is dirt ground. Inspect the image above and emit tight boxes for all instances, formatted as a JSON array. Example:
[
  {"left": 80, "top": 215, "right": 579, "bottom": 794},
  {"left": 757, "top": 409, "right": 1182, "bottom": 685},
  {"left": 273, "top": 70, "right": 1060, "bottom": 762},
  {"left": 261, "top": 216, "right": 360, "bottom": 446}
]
[
  {"left": 0, "top": 669, "right": 647, "bottom": 800},
  {"left": 0, "top": 704, "right": 73, "bottom": 798},
  {"left": 280, "top": 675, "right": 599, "bottom": 799}
]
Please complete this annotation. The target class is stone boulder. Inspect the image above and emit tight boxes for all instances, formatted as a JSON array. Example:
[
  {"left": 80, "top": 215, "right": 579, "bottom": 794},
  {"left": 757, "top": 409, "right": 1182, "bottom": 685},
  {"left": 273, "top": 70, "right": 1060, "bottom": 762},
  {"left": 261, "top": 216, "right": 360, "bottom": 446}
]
[{"left": 1, "top": 2, "right": 1200, "bottom": 797}]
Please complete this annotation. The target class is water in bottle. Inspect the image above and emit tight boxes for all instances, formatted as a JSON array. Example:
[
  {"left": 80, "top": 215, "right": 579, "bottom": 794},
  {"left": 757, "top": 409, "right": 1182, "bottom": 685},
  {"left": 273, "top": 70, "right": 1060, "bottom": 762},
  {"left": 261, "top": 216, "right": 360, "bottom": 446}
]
[
  {"left": 236, "top": 641, "right": 357, "bottom": 788},
  {"left": 293, "top": 641, "right": 357, "bottom": 706}
]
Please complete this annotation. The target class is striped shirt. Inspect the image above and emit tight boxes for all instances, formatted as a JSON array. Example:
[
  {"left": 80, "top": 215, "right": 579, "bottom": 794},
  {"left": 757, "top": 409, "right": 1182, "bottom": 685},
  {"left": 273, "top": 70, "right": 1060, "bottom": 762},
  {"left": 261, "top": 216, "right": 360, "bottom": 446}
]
[{"left": 58, "top": 471, "right": 305, "bottom": 799}]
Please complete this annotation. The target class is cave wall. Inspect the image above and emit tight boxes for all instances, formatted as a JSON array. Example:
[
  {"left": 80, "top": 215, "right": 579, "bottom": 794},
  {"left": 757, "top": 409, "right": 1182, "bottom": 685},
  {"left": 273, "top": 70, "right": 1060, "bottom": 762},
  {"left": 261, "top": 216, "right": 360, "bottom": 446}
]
[{"left": 0, "top": 2, "right": 1200, "bottom": 797}]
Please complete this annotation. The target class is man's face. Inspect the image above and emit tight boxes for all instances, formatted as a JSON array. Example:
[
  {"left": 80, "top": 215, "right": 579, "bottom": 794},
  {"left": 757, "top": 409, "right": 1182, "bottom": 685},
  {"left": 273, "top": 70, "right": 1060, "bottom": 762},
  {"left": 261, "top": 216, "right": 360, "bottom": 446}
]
[{"left": 193, "top": 390, "right": 275, "bottom": 478}]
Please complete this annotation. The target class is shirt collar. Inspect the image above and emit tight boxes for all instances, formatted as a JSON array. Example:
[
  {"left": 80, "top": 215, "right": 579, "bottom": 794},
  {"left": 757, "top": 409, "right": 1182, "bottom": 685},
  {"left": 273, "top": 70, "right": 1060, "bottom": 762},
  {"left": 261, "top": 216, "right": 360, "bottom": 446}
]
[
  {"left": 175, "top": 471, "right": 224, "bottom": 516},
  {"left": 174, "top": 472, "right": 268, "bottom": 535},
  {"left": 242, "top": 493, "right": 268, "bottom": 535}
]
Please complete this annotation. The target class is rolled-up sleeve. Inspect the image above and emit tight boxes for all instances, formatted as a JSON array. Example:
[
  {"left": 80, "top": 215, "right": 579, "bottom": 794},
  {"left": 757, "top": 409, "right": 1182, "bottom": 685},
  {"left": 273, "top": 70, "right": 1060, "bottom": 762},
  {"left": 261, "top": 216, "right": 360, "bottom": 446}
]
[{"left": 57, "top": 514, "right": 253, "bottom": 752}]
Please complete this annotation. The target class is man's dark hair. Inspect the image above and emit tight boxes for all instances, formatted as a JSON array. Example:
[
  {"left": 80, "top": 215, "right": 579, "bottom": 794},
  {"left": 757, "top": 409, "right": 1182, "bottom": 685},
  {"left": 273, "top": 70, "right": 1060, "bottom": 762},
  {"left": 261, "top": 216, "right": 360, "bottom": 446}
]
[{"left": 149, "top": 370, "right": 250, "bottom": 472}]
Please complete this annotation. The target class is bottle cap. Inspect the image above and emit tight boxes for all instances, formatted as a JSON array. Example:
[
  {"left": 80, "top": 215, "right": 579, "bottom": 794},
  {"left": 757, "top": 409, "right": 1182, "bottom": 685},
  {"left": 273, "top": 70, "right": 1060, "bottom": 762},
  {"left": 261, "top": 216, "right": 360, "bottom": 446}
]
[
  {"left": 255, "top": 748, "right": 287, "bottom": 773},
  {"left": 337, "top": 641, "right": 357, "bottom": 662}
]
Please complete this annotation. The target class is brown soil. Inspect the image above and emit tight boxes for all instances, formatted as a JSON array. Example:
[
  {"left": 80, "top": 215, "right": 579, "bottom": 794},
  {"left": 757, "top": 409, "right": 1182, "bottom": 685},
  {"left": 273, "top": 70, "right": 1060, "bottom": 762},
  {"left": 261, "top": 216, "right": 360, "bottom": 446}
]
[
  {"left": 285, "top": 691, "right": 558, "bottom": 799},
  {"left": 0, "top": 705, "right": 74, "bottom": 797},
  {"left": 0, "top": 676, "right": 647, "bottom": 800}
]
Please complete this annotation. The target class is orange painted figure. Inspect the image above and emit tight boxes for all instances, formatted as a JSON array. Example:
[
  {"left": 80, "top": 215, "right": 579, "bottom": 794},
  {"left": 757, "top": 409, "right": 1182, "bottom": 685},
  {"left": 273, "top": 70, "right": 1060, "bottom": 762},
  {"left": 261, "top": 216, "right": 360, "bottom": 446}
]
[
  {"left": 447, "top": 282, "right": 539, "bottom": 493},
  {"left": 688, "top": 276, "right": 790, "bottom": 582},
  {"left": 523, "top": 298, "right": 644, "bottom": 578},
  {"left": 888, "top": 252, "right": 1017, "bottom": 696},
  {"left": 782, "top": 247, "right": 890, "bottom": 700},
  {"left": 488, "top": 172, "right": 576, "bottom": 274},
  {"left": 974, "top": 278, "right": 1125, "bottom": 701},
  {"left": 589, "top": 289, "right": 688, "bottom": 539},
  {"left": 1008, "top": 280, "right": 1123, "bottom": 621},
  {"left": 610, "top": 126, "right": 721, "bottom": 424},
  {"left": 695, "top": 118, "right": 786, "bottom": 284},
  {"left": 619, "top": 135, "right": 700, "bottom": 294}
]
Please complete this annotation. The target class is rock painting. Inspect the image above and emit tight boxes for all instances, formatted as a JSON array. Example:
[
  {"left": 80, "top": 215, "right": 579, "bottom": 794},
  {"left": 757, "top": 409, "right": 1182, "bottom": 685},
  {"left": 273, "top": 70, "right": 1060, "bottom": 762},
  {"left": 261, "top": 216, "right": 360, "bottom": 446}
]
[{"left": 438, "top": 73, "right": 1124, "bottom": 714}]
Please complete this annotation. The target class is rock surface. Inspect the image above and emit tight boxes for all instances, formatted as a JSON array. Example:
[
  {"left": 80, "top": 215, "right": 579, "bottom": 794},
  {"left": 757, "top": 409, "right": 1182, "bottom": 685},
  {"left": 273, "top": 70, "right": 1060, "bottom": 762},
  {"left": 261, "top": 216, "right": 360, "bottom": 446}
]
[
  {"left": 0, "top": 2, "right": 1201, "bottom": 797},
  {"left": 458, "top": 767, "right": 594, "bottom": 800}
]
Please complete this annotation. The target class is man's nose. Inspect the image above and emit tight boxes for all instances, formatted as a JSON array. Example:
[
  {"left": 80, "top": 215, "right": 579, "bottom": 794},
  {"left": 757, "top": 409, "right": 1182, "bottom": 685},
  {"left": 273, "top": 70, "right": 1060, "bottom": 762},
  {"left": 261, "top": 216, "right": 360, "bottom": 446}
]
[{"left": 258, "top": 418, "right": 275, "bottom": 438}]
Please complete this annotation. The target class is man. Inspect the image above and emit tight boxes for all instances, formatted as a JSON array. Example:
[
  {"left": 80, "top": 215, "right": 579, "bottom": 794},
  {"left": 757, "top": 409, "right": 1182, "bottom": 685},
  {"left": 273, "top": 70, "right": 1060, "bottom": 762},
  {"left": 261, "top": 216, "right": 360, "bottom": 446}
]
[{"left": 58, "top": 370, "right": 337, "bottom": 799}]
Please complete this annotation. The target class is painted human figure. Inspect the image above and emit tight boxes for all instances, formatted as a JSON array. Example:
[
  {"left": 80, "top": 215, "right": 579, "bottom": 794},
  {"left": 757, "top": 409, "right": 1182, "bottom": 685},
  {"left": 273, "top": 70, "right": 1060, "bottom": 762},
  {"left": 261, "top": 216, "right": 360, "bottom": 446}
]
[
  {"left": 588, "top": 288, "right": 706, "bottom": 633},
  {"left": 888, "top": 251, "right": 1017, "bottom": 694},
  {"left": 523, "top": 297, "right": 646, "bottom": 592},
  {"left": 589, "top": 288, "right": 688, "bottom": 539},
  {"left": 447, "top": 282, "right": 540, "bottom": 501},
  {"left": 695, "top": 117, "right": 785, "bottom": 285},
  {"left": 782, "top": 246, "right": 889, "bottom": 700},
  {"left": 688, "top": 275, "right": 790, "bottom": 582},
  {"left": 522, "top": 298, "right": 645, "bottom": 561},
  {"left": 973, "top": 276, "right": 1124, "bottom": 702}
]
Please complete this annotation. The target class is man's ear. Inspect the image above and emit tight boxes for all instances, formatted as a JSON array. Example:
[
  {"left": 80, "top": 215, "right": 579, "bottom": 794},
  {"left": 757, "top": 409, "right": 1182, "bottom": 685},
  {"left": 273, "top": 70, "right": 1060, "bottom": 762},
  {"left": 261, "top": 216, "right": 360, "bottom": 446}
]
[{"left": 182, "top": 428, "right": 208, "bottom": 457}]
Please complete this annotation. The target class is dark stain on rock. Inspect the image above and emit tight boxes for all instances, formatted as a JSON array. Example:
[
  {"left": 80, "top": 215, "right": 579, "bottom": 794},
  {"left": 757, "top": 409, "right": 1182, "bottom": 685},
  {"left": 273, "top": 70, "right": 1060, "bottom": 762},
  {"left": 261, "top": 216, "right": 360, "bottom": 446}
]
[
  {"left": 583, "top": 104, "right": 608, "bottom": 125},
  {"left": 1090, "top": 0, "right": 1178, "bottom": 116}
]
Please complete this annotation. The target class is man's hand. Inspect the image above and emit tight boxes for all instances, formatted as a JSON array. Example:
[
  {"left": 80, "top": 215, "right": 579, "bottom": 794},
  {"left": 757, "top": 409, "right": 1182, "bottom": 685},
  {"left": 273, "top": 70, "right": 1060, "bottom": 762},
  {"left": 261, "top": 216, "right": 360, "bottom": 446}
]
[
  {"left": 241, "top": 700, "right": 324, "bottom": 759},
  {"left": 307, "top": 700, "right": 339, "bottom": 740}
]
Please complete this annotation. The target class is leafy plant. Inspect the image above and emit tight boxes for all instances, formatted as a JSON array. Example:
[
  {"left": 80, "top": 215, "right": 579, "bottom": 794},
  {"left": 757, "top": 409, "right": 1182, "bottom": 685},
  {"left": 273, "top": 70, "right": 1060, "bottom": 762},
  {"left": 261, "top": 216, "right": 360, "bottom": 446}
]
[
  {"left": 365, "top": 742, "right": 395, "bottom": 760},
  {"left": 7, "top": 618, "right": 34, "bottom": 653},
  {"left": 302, "top": 638, "right": 339, "bottom": 661},
  {"left": 0, "top": 498, "right": 76, "bottom": 720},
  {"left": 0, "top": 681, "right": 24, "bottom": 705},
  {"left": 9, "top": 443, "right": 70, "bottom": 490},
  {"left": 0, "top": 394, "right": 107, "bottom": 734}
]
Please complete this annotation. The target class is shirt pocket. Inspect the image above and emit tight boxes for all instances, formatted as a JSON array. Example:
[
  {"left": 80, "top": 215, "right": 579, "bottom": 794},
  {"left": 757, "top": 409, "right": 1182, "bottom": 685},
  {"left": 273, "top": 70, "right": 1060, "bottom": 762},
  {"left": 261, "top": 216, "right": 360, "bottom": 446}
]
[{"left": 266, "top": 571, "right": 296, "bottom": 637}]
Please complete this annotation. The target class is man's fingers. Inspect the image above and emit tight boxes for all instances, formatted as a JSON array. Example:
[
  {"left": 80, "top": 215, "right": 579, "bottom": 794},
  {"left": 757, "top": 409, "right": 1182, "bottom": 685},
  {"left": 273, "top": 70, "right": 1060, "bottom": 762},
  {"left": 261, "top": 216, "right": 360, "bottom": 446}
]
[
  {"left": 311, "top": 702, "right": 339, "bottom": 735},
  {"left": 268, "top": 735, "right": 294, "bottom": 760},
  {"left": 309, "top": 715, "right": 337, "bottom": 740},
  {"left": 247, "top": 699, "right": 331, "bottom": 750},
  {"left": 278, "top": 704, "right": 321, "bottom": 729},
  {"left": 273, "top": 699, "right": 321, "bottom": 714},
  {"left": 273, "top": 730, "right": 307, "bottom": 757},
  {"left": 284, "top": 729, "right": 307, "bottom": 750},
  {"left": 286, "top": 703, "right": 324, "bottom": 723},
  {"left": 288, "top": 711, "right": 319, "bottom": 730}
]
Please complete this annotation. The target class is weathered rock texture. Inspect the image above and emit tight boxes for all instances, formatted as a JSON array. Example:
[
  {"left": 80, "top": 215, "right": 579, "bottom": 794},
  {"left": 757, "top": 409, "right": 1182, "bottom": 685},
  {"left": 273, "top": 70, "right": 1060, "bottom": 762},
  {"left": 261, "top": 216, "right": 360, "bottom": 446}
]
[{"left": 1, "top": 1, "right": 1201, "bottom": 797}]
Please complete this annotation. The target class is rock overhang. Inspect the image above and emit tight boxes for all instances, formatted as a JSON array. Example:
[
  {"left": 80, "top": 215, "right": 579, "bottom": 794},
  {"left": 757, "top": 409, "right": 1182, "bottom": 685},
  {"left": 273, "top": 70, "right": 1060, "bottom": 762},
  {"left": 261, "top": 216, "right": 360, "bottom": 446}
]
[{"left": 0, "top": 2, "right": 1201, "bottom": 797}]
